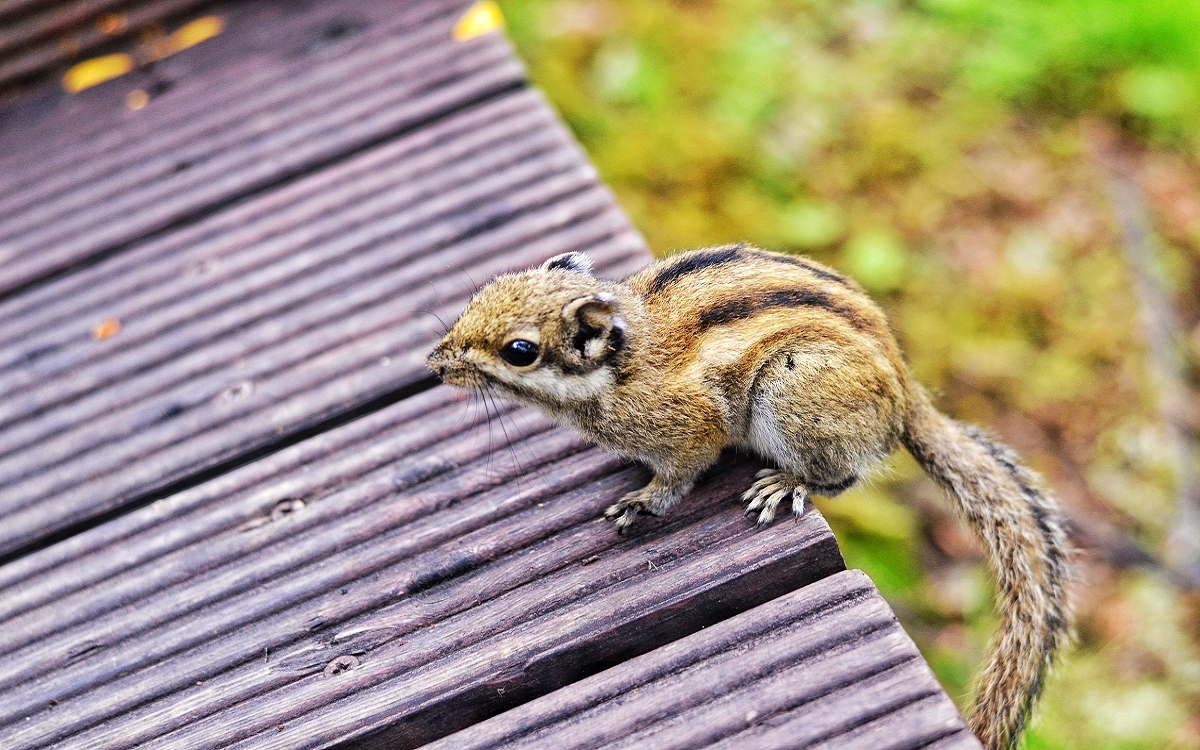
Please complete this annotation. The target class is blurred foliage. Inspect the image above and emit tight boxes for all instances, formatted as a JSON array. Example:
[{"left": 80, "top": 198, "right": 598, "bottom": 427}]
[
  {"left": 923, "top": 0, "right": 1200, "bottom": 142},
  {"left": 497, "top": 0, "right": 1200, "bottom": 747}
]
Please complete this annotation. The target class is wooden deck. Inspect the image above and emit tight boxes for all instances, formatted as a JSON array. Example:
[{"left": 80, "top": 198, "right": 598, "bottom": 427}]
[{"left": 0, "top": 2, "right": 981, "bottom": 748}]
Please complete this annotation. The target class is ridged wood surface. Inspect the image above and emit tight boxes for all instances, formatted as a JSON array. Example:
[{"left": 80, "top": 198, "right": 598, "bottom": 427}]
[
  {"left": 0, "top": 20, "right": 646, "bottom": 558},
  {"left": 0, "top": 0, "right": 215, "bottom": 86},
  {"left": 0, "top": 0, "right": 524, "bottom": 296},
  {"left": 0, "top": 387, "right": 845, "bottom": 749},
  {"left": 426, "top": 570, "right": 982, "bottom": 750}
]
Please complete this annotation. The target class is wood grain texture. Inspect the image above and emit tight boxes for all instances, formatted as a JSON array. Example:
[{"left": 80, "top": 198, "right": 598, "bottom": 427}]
[
  {"left": 0, "top": 0, "right": 431, "bottom": 168},
  {"left": 0, "top": 0, "right": 215, "bottom": 85},
  {"left": 0, "top": 79, "right": 648, "bottom": 558},
  {"left": 0, "top": 386, "right": 844, "bottom": 749},
  {"left": 424, "top": 570, "right": 981, "bottom": 750},
  {"left": 0, "top": 0, "right": 518, "bottom": 297}
]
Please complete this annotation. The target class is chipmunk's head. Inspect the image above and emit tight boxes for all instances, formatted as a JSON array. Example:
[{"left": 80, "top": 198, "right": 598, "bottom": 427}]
[{"left": 427, "top": 252, "right": 629, "bottom": 408}]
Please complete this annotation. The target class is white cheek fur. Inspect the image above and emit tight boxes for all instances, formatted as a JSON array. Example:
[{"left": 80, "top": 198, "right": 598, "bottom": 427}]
[{"left": 496, "top": 366, "right": 613, "bottom": 403}]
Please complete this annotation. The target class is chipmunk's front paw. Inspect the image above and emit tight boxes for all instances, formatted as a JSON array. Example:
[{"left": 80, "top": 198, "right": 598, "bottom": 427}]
[
  {"left": 741, "top": 469, "right": 809, "bottom": 528},
  {"left": 604, "top": 490, "right": 662, "bottom": 533}
]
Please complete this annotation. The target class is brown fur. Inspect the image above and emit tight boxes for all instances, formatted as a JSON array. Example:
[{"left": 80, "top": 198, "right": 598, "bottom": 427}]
[{"left": 427, "top": 245, "right": 1072, "bottom": 750}]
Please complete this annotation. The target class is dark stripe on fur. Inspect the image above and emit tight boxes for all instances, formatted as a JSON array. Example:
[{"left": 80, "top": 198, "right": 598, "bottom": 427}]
[
  {"left": 538, "top": 345, "right": 588, "bottom": 376},
  {"left": 608, "top": 324, "right": 626, "bottom": 356},
  {"left": 697, "top": 288, "right": 872, "bottom": 332},
  {"left": 544, "top": 253, "right": 591, "bottom": 274},
  {"left": 765, "top": 253, "right": 852, "bottom": 287},
  {"left": 646, "top": 245, "right": 852, "bottom": 295},
  {"left": 647, "top": 246, "right": 745, "bottom": 293},
  {"left": 539, "top": 326, "right": 627, "bottom": 380}
]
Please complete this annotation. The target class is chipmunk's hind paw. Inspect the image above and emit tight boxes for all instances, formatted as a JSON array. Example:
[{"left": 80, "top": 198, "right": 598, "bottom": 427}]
[{"left": 741, "top": 470, "right": 809, "bottom": 527}]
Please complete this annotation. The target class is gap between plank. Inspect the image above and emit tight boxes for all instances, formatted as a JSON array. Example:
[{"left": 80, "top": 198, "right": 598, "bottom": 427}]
[
  {"left": 0, "top": 78, "right": 527, "bottom": 307},
  {"left": 0, "top": 374, "right": 442, "bottom": 567}
]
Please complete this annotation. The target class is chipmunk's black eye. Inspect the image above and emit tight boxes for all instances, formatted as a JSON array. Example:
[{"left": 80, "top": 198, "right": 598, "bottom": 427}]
[{"left": 499, "top": 339, "right": 539, "bottom": 367}]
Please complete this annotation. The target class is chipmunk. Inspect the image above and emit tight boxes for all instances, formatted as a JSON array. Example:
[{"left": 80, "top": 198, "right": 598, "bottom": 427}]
[{"left": 426, "top": 244, "right": 1071, "bottom": 750}]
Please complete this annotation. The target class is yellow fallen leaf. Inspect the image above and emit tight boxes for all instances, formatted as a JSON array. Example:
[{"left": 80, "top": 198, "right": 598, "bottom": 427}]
[
  {"left": 453, "top": 1, "right": 504, "bottom": 42},
  {"left": 169, "top": 16, "right": 223, "bottom": 52},
  {"left": 146, "top": 16, "right": 225, "bottom": 62},
  {"left": 63, "top": 54, "right": 134, "bottom": 93},
  {"left": 93, "top": 318, "right": 121, "bottom": 340}
]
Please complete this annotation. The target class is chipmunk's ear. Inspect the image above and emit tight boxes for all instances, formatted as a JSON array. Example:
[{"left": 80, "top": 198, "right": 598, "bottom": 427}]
[
  {"left": 561, "top": 292, "right": 625, "bottom": 363},
  {"left": 541, "top": 252, "right": 593, "bottom": 276}
]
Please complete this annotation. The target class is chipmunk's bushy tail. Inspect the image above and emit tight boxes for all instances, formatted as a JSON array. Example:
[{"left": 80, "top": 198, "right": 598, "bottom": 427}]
[{"left": 902, "top": 388, "right": 1072, "bottom": 750}]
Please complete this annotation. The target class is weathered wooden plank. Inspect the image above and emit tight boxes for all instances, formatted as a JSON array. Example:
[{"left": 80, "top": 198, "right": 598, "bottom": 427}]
[
  {"left": 0, "top": 0, "right": 151, "bottom": 58},
  {"left": 0, "top": 0, "right": 457, "bottom": 187},
  {"left": 0, "top": 403, "right": 589, "bottom": 724},
  {"left": 420, "top": 569, "right": 894, "bottom": 750},
  {"left": 0, "top": 101, "right": 605, "bottom": 408},
  {"left": 0, "top": 226, "right": 642, "bottom": 557},
  {"left": 425, "top": 570, "right": 979, "bottom": 750},
  {"left": 0, "top": 4, "right": 460, "bottom": 327},
  {"left": 0, "top": 230, "right": 643, "bottom": 560},
  {"left": 0, "top": 424, "right": 586, "bottom": 714},
  {"left": 0, "top": 0, "right": 420, "bottom": 167},
  {"left": 920, "top": 731, "right": 989, "bottom": 750},
  {"left": 0, "top": 0, "right": 520, "bottom": 298},
  {"left": 155, "top": 468, "right": 840, "bottom": 750},
  {"left": 0, "top": 0, "right": 214, "bottom": 86},
  {"left": 812, "top": 695, "right": 975, "bottom": 750},
  {"left": 0, "top": 202, "right": 629, "bottom": 460},
  {"left": 2, "top": 18, "right": 512, "bottom": 241},
  {"left": 0, "top": 80, "right": 650, "bottom": 559},
  {"left": 700, "top": 663, "right": 963, "bottom": 750},
  {"left": 0, "top": 396, "right": 525, "bottom": 656},
  {"left": 0, "top": 387, "right": 478, "bottom": 620},
  {"left": 0, "top": 382, "right": 844, "bottom": 748},
  {"left": 0, "top": 89, "right": 560, "bottom": 349},
  {"left": 1, "top": 49, "right": 523, "bottom": 291},
  {"left": 0, "top": 0, "right": 51, "bottom": 20}
]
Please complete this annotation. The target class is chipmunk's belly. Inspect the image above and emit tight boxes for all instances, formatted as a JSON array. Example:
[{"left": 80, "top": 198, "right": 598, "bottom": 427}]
[
  {"left": 745, "top": 392, "right": 865, "bottom": 490},
  {"left": 745, "top": 397, "right": 791, "bottom": 466},
  {"left": 741, "top": 346, "right": 891, "bottom": 490}
]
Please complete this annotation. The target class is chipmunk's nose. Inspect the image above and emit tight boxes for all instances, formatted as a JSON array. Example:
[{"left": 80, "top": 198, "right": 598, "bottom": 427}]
[{"left": 426, "top": 344, "right": 449, "bottom": 380}]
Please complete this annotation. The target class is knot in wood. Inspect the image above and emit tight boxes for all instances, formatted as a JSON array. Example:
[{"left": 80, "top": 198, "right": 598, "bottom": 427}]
[
  {"left": 271, "top": 498, "right": 305, "bottom": 521},
  {"left": 220, "top": 380, "right": 254, "bottom": 402},
  {"left": 323, "top": 655, "right": 359, "bottom": 678}
]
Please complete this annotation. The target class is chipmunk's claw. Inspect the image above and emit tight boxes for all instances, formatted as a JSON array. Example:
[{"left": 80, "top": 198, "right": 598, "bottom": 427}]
[
  {"left": 605, "top": 493, "right": 660, "bottom": 533},
  {"left": 742, "top": 470, "right": 808, "bottom": 528}
]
